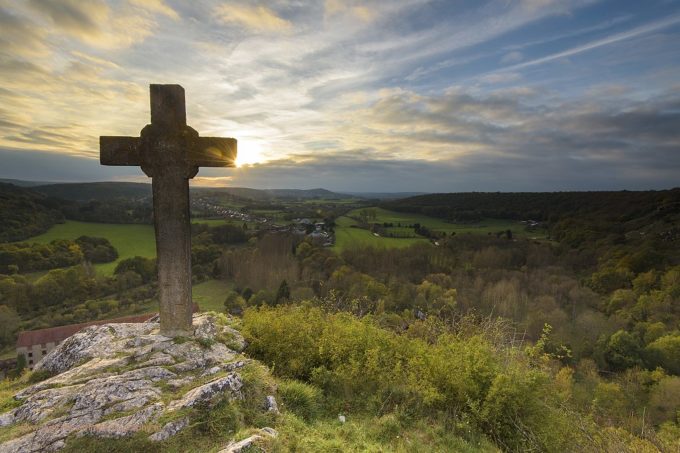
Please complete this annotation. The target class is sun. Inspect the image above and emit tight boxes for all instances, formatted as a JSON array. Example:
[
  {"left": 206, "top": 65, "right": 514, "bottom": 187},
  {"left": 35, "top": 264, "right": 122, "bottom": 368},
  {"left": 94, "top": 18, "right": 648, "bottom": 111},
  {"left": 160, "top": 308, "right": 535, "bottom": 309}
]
[{"left": 234, "top": 139, "right": 265, "bottom": 167}]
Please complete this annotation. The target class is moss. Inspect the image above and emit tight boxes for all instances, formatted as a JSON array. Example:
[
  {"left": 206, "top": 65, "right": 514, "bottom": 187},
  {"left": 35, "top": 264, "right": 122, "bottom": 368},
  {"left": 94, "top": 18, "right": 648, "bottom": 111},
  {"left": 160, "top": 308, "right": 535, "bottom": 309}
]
[
  {"left": 216, "top": 330, "right": 245, "bottom": 352},
  {"left": 0, "top": 376, "right": 26, "bottom": 413},
  {"left": 195, "top": 337, "right": 215, "bottom": 349},
  {"left": 0, "top": 423, "right": 33, "bottom": 444},
  {"left": 26, "top": 369, "right": 55, "bottom": 384},
  {"left": 62, "top": 432, "right": 162, "bottom": 453}
]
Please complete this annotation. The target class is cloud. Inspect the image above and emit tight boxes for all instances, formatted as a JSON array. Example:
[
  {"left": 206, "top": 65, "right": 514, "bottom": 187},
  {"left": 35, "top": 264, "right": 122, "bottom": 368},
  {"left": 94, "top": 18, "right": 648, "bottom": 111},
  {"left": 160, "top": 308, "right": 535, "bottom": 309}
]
[
  {"left": 506, "top": 14, "right": 680, "bottom": 71},
  {"left": 325, "top": 0, "right": 376, "bottom": 23},
  {"left": 0, "top": 6, "right": 49, "bottom": 57},
  {"left": 214, "top": 4, "right": 291, "bottom": 32},
  {"left": 26, "top": 0, "right": 156, "bottom": 49},
  {"left": 501, "top": 51, "right": 523, "bottom": 64},
  {"left": 127, "top": 0, "right": 179, "bottom": 20},
  {"left": 27, "top": 0, "right": 108, "bottom": 36}
]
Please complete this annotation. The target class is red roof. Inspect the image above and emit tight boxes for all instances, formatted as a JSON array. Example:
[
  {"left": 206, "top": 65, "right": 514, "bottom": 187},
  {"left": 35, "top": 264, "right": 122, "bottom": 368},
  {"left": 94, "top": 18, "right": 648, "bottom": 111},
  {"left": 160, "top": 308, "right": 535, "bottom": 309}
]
[{"left": 16, "top": 313, "right": 156, "bottom": 348}]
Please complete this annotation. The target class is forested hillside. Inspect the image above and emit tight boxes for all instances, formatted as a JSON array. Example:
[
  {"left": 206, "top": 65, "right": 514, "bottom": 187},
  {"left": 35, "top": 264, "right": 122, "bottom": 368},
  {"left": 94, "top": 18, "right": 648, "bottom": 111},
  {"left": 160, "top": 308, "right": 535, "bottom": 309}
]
[
  {"left": 0, "top": 184, "right": 64, "bottom": 242},
  {"left": 33, "top": 182, "right": 151, "bottom": 201}
]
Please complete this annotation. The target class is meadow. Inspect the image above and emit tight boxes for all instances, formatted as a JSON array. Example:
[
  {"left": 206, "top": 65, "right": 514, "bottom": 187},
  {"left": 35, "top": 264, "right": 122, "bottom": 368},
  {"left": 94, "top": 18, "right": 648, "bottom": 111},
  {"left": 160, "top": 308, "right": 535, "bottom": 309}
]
[
  {"left": 332, "top": 207, "right": 545, "bottom": 251},
  {"left": 333, "top": 216, "right": 428, "bottom": 251},
  {"left": 191, "top": 279, "right": 232, "bottom": 312},
  {"left": 26, "top": 221, "right": 155, "bottom": 275},
  {"left": 347, "top": 207, "right": 545, "bottom": 237}
]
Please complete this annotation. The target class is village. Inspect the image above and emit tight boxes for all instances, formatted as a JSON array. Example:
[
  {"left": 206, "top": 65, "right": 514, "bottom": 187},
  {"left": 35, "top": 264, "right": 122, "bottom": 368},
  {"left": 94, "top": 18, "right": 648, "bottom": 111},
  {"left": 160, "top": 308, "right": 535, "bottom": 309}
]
[{"left": 191, "top": 195, "right": 335, "bottom": 247}]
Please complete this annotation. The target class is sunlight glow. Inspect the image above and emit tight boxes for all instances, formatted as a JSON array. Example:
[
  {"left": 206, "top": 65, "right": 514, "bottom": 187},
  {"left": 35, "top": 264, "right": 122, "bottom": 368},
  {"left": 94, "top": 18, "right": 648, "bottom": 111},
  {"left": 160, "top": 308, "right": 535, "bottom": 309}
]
[{"left": 234, "top": 139, "right": 265, "bottom": 167}]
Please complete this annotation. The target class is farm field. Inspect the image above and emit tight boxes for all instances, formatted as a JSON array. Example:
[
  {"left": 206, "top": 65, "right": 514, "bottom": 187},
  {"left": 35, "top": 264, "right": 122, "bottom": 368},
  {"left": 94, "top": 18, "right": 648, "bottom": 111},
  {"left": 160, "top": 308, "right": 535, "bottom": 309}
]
[
  {"left": 348, "top": 207, "right": 544, "bottom": 238},
  {"left": 26, "top": 221, "right": 156, "bottom": 276},
  {"left": 192, "top": 279, "right": 232, "bottom": 312},
  {"left": 333, "top": 216, "right": 428, "bottom": 251}
]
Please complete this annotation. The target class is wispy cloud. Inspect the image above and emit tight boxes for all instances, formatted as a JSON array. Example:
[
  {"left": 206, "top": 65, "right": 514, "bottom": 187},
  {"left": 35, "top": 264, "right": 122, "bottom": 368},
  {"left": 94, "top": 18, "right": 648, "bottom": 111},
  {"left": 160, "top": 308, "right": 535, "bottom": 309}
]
[
  {"left": 506, "top": 14, "right": 680, "bottom": 71},
  {"left": 214, "top": 4, "right": 291, "bottom": 32}
]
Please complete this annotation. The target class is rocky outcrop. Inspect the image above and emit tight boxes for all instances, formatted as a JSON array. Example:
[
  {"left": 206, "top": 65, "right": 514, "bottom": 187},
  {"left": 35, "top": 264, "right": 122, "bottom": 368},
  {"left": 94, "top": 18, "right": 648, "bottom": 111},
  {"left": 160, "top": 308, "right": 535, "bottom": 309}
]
[
  {"left": 148, "top": 417, "right": 190, "bottom": 442},
  {"left": 0, "top": 314, "right": 257, "bottom": 453},
  {"left": 167, "top": 373, "right": 243, "bottom": 410},
  {"left": 218, "top": 427, "right": 278, "bottom": 453}
]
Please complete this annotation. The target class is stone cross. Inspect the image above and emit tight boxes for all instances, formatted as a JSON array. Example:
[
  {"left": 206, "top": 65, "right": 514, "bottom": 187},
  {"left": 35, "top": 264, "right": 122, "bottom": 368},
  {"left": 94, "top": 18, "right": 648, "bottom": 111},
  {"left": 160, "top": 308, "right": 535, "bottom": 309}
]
[{"left": 100, "top": 84, "right": 237, "bottom": 337}]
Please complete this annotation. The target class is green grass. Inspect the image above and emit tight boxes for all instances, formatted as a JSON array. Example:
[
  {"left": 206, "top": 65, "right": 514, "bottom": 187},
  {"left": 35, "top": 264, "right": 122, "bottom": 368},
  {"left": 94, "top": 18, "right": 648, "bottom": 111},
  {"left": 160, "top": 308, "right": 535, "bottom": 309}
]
[
  {"left": 191, "top": 218, "right": 228, "bottom": 226},
  {"left": 0, "top": 347, "right": 15, "bottom": 360},
  {"left": 272, "top": 413, "right": 497, "bottom": 453},
  {"left": 26, "top": 221, "right": 156, "bottom": 276},
  {"left": 349, "top": 208, "right": 544, "bottom": 238},
  {"left": 333, "top": 216, "right": 428, "bottom": 251},
  {"left": 192, "top": 279, "right": 232, "bottom": 312}
]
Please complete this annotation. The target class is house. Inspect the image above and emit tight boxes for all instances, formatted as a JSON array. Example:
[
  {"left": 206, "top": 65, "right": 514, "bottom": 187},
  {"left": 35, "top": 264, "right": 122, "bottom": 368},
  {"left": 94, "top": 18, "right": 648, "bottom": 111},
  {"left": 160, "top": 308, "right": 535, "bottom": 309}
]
[{"left": 16, "top": 313, "right": 156, "bottom": 369}]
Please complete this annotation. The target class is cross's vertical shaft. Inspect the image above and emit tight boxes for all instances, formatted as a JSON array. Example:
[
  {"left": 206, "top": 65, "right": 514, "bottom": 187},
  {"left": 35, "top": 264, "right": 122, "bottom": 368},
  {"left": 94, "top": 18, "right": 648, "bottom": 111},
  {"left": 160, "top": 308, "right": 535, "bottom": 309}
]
[{"left": 153, "top": 169, "right": 193, "bottom": 336}]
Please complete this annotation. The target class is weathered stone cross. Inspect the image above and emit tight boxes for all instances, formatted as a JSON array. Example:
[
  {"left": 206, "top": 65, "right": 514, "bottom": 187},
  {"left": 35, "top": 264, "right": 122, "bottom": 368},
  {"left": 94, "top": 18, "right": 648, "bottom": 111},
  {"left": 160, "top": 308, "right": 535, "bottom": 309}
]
[{"left": 100, "top": 84, "right": 237, "bottom": 337}]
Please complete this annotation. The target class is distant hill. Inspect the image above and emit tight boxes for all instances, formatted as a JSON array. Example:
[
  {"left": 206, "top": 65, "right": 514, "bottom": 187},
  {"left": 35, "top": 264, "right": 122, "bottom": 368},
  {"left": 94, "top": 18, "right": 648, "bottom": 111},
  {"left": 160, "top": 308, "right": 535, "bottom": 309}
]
[
  {"left": 0, "top": 183, "right": 64, "bottom": 242},
  {"left": 194, "top": 186, "right": 351, "bottom": 200},
  {"left": 33, "top": 182, "right": 152, "bottom": 201},
  {"left": 382, "top": 190, "right": 680, "bottom": 221},
  {"left": 0, "top": 178, "right": 54, "bottom": 187},
  {"left": 343, "top": 191, "right": 428, "bottom": 200},
  {"left": 2, "top": 180, "right": 371, "bottom": 202},
  {"left": 265, "top": 188, "right": 349, "bottom": 199}
]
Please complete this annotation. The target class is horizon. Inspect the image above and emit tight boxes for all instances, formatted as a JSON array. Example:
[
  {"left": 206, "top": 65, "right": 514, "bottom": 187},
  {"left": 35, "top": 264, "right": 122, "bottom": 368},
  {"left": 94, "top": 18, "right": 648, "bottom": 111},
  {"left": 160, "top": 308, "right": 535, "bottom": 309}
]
[
  {"left": 1, "top": 177, "right": 678, "bottom": 195},
  {"left": 1, "top": 0, "right": 679, "bottom": 191}
]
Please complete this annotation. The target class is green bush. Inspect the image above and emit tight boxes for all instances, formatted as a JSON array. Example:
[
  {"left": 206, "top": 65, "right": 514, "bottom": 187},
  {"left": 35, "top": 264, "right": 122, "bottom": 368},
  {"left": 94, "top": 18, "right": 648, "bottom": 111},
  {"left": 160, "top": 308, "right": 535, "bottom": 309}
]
[
  {"left": 278, "top": 380, "right": 322, "bottom": 421},
  {"left": 644, "top": 334, "right": 680, "bottom": 375},
  {"left": 242, "top": 305, "right": 577, "bottom": 451}
]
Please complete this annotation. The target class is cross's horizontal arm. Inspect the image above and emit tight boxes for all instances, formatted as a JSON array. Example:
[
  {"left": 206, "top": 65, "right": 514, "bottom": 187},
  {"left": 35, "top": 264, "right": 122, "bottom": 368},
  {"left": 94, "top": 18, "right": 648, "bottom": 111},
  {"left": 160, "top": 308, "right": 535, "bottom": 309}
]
[
  {"left": 100, "top": 136, "right": 141, "bottom": 166},
  {"left": 190, "top": 137, "right": 237, "bottom": 167}
]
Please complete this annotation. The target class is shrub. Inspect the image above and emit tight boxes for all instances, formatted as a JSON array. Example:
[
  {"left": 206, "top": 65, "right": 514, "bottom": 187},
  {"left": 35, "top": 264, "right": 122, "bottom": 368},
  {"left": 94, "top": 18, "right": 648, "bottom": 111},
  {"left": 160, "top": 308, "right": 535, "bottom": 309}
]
[
  {"left": 278, "top": 380, "right": 322, "bottom": 421},
  {"left": 242, "top": 305, "right": 577, "bottom": 451},
  {"left": 644, "top": 334, "right": 680, "bottom": 375}
]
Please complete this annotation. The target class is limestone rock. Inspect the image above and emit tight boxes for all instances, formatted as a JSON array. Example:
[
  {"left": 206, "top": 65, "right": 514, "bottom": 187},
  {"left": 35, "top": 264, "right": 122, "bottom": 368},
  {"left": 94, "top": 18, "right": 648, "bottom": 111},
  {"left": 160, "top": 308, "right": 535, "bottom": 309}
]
[
  {"left": 0, "top": 314, "right": 253, "bottom": 453},
  {"left": 35, "top": 322, "right": 159, "bottom": 375},
  {"left": 218, "top": 428, "right": 278, "bottom": 453},
  {"left": 0, "top": 412, "right": 15, "bottom": 428},
  {"left": 83, "top": 403, "right": 163, "bottom": 438},
  {"left": 266, "top": 395, "right": 279, "bottom": 413},
  {"left": 148, "top": 417, "right": 190, "bottom": 442},
  {"left": 167, "top": 373, "right": 243, "bottom": 410}
]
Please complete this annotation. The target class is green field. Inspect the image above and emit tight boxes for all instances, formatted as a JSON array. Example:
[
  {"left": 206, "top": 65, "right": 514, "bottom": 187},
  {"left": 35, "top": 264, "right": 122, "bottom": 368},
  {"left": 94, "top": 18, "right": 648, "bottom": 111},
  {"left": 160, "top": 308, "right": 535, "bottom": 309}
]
[
  {"left": 192, "top": 279, "right": 232, "bottom": 312},
  {"left": 333, "top": 216, "right": 428, "bottom": 251},
  {"left": 333, "top": 207, "right": 546, "bottom": 251},
  {"left": 26, "top": 221, "right": 156, "bottom": 275},
  {"left": 348, "top": 207, "right": 543, "bottom": 238},
  {"left": 191, "top": 218, "right": 229, "bottom": 226}
]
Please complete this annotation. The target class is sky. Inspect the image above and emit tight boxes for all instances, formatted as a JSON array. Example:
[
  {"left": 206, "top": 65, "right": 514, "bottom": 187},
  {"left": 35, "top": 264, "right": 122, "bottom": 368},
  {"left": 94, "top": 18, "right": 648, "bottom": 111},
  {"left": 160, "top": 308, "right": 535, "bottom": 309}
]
[{"left": 0, "top": 0, "right": 679, "bottom": 192}]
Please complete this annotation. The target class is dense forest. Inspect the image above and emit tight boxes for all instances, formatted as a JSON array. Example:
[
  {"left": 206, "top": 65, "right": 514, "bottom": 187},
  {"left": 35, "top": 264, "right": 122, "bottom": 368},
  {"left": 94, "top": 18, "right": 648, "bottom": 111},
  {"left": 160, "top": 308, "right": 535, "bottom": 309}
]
[
  {"left": 0, "top": 184, "right": 64, "bottom": 242},
  {"left": 382, "top": 189, "right": 680, "bottom": 223}
]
